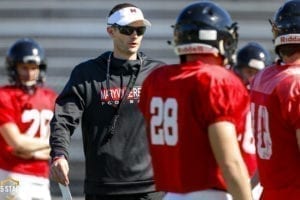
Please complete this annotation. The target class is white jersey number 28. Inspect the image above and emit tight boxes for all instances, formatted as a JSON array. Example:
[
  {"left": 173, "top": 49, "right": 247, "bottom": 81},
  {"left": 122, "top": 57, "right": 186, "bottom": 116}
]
[{"left": 150, "top": 97, "right": 178, "bottom": 146}]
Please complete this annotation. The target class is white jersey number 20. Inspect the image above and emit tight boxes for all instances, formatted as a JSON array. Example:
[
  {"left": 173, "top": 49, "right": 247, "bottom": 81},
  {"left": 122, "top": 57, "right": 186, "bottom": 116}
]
[{"left": 22, "top": 109, "right": 54, "bottom": 139}]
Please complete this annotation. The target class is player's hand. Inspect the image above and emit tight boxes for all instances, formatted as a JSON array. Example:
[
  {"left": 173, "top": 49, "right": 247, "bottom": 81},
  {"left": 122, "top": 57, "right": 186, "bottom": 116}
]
[{"left": 50, "top": 156, "right": 70, "bottom": 186}]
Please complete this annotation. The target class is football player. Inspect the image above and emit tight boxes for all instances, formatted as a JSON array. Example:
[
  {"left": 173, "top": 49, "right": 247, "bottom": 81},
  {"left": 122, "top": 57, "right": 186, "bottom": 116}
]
[
  {"left": 233, "top": 42, "right": 272, "bottom": 89},
  {"left": 232, "top": 42, "right": 272, "bottom": 199},
  {"left": 139, "top": 1, "right": 253, "bottom": 200},
  {"left": 250, "top": 0, "right": 300, "bottom": 199},
  {"left": 0, "top": 38, "right": 57, "bottom": 200}
]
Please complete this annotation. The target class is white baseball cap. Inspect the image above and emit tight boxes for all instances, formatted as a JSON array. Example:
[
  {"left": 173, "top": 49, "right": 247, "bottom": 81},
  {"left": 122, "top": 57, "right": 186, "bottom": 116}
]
[{"left": 107, "top": 7, "right": 151, "bottom": 27}]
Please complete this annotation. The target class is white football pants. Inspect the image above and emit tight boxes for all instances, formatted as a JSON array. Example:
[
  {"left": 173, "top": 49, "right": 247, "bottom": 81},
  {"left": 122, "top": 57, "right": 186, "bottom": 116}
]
[{"left": 0, "top": 168, "right": 51, "bottom": 200}]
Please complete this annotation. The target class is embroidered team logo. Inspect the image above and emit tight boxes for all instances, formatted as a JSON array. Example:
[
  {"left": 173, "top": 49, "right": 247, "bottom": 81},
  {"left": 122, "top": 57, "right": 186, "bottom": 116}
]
[
  {"left": 100, "top": 86, "right": 141, "bottom": 105},
  {"left": 130, "top": 8, "right": 137, "bottom": 13}
]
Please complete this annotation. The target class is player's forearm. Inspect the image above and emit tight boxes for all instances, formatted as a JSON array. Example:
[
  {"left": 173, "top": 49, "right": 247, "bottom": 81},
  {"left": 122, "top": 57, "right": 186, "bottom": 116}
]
[
  {"left": 0, "top": 123, "right": 49, "bottom": 152},
  {"left": 32, "top": 148, "right": 51, "bottom": 160},
  {"left": 221, "top": 160, "right": 253, "bottom": 200},
  {"left": 15, "top": 135, "right": 49, "bottom": 152},
  {"left": 14, "top": 147, "right": 51, "bottom": 160},
  {"left": 208, "top": 121, "right": 253, "bottom": 199}
]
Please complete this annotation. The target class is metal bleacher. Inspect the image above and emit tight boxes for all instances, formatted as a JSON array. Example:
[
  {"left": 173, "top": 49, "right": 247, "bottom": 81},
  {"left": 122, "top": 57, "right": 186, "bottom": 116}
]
[{"left": 0, "top": 0, "right": 283, "bottom": 197}]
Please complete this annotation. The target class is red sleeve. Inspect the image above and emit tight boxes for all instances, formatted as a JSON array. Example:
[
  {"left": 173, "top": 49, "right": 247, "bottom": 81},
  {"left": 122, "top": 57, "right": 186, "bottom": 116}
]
[
  {"left": 277, "top": 76, "right": 300, "bottom": 129},
  {"left": 0, "top": 90, "right": 16, "bottom": 125},
  {"left": 196, "top": 69, "right": 250, "bottom": 133}
]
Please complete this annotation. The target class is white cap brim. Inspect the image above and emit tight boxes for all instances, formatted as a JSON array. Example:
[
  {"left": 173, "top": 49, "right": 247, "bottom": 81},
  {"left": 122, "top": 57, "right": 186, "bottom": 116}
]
[{"left": 107, "top": 7, "right": 151, "bottom": 26}]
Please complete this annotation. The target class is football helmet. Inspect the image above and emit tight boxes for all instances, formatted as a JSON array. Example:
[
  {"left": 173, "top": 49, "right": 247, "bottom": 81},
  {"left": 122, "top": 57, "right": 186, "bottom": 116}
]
[
  {"left": 172, "top": 1, "right": 238, "bottom": 65},
  {"left": 5, "top": 38, "right": 47, "bottom": 86},
  {"left": 269, "top": 0, "right": 300, "bottom": 54},
  {"left": 235, "top": 42, "right": 271, "bottom": 71}
]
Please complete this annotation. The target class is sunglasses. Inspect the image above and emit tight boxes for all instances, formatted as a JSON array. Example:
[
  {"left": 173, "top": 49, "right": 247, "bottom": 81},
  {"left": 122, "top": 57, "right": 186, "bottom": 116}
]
[{"left": 113, "top": 25, "right": 146, "bottom": 36}]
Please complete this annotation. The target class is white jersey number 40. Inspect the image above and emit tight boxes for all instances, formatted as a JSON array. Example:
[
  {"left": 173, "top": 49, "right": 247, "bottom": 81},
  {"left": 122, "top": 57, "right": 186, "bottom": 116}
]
[{"left": 251, "top": 103, "right": 272, "bottom": 159}]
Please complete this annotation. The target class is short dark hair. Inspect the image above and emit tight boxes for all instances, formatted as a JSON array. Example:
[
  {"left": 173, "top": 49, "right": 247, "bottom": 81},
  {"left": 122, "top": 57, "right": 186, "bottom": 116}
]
[
  {"left": 108, "top": 3, "right": 137, "bottom": 17},
  {"left": 278, "top": 44, "right": 300, "bottom": 58}
]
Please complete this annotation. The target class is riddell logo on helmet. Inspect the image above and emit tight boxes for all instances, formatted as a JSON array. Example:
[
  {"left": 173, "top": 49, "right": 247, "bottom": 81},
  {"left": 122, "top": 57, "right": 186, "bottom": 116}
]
[
  {"left": 177, "top": 46, "right": 205, "bottom": 54},
  {"left": 176, "top": 44, "right": 218, "bottom": 55},
  {"left": 280, "top": 35, "right": 300, "bottom": 44}
]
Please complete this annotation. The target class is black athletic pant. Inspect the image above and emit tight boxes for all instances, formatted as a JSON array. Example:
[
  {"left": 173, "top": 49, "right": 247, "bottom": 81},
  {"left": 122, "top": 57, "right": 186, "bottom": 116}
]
[{"left": 85, "top": 191, "right": 165, "bottom": 200}]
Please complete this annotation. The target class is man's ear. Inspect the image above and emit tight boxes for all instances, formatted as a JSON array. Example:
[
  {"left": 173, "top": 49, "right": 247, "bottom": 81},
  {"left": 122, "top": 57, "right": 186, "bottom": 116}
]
[{"left": 107, "top": 27, "right": 114, "bottom": 36}]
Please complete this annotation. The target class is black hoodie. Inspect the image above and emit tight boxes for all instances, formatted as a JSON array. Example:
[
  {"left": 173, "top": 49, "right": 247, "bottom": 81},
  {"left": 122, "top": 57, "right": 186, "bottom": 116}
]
[{"left": 50, "top": 51, "right": 165, "bottom": 195}]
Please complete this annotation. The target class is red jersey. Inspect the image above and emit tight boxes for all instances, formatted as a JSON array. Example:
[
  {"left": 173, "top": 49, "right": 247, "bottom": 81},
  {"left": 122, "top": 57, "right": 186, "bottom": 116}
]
[
  {"left": 250, "top": 63, "right": 300, "bottom": 199},
  {"left": 232, "top": 71, "right": 257, "bottom": 179},
  {"left": 237, "top": 109, "right": 257, "bottom": 178},
  {"left": 0, "top": 85, "right": 57, "bottom": 178},
  {"left": 139, "top": 61, "right": 250, "bottom": 193}
]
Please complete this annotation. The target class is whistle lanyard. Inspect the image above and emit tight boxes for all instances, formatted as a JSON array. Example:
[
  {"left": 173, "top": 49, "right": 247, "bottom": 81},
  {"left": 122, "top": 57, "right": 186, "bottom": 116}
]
[
  {"left": 106, "top": 53, "right": 138, "bottom": 107},
  {"left": 105, "top": 53, "right": 142, "bottom": 136}
]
